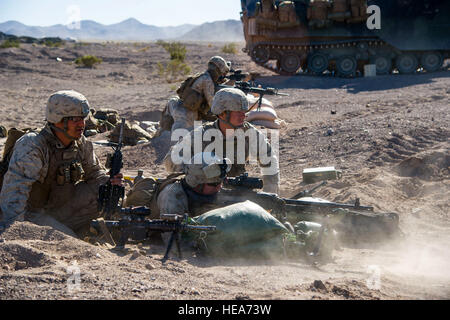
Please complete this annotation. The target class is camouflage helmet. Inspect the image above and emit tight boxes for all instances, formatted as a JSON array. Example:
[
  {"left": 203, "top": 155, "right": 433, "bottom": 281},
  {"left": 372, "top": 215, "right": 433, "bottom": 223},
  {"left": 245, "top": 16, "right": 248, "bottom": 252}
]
[
  {"left": 185, "top": 152, "right": 232, "bottom": 188},
  {"left": 211, "top": 87, "right": 249, "bottom": 115},
  {"left": 208, "top": 56, "right": 230, "bottom": 76},
  {"left": 45, "top": 90, "right": 90, "bottom": 124}
]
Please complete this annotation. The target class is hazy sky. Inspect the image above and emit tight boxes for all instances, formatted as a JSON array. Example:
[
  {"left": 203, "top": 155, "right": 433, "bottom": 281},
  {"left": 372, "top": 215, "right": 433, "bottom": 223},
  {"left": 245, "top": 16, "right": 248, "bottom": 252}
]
[{"left": 0, "top": 0, "right": 243, "bottom": 26}]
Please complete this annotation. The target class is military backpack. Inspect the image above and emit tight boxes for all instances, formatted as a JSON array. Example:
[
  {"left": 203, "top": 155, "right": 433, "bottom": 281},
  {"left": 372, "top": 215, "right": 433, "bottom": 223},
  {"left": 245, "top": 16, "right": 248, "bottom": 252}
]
[
  {"left": 0, "top": 128, "right": 38, "bottom": 192},
  {"left": 176, "top": 73, "right": 206, "bottom": 112},
  {"left": 124, "top": 172, "right": 184, "bottom": 219}
]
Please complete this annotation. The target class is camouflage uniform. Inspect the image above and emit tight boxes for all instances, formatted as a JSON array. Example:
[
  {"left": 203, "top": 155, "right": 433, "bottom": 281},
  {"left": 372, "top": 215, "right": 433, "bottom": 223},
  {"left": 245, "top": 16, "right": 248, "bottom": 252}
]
[
  {"left": 167, "top": 71, "right": 216, "bottom": 133},
  {"left": 157, "top": 153, "right": 231, "bottom": 217},
  {"left": 164, "top": 120, "right": 280, "bottom": 194},
  {"left": 165, "top": 88, "right": 280, "bottom": 194},
  {"left": 165, "top": 56, "right": 231, "bottom": 133},
  {"left": 156, "top": 182, "right": 189, "bottom": 216},
  {"left": 0, "top": 125, "right": 108, "bottom": 234},
  {"left": 0, "top": 91, "right": 109, "bottom": 235}
]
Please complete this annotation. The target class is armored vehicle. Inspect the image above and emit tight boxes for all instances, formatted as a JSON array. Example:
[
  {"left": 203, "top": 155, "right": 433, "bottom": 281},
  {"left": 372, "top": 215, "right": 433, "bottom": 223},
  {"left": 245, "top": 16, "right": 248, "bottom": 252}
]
[{"left": 240, "top": 0, "right": 450, "bottom": 76}]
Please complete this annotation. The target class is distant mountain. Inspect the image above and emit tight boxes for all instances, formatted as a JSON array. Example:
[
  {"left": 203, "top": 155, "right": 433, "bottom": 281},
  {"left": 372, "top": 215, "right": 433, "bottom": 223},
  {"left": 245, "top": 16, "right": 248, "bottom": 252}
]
[
  {"left": 178, "top": 20, "right": 244, "bottom": 42},
  {"left": 0, "top": 18, "right": 243, "bottom": 42}
]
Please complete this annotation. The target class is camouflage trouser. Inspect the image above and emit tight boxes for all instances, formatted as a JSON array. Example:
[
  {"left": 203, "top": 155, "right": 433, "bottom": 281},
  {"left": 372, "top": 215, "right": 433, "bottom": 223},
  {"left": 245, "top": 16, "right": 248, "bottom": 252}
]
[
  {"left": 168, "top": 97, "right": 197, "bottom": 134},
  {"left": 27, "top": 181, "right": 100, "bottom": 237}
]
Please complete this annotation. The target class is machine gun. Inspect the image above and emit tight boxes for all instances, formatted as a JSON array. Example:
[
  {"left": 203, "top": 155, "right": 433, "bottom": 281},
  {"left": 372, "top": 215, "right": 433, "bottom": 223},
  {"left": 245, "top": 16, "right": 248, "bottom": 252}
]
[
  {"left": 97, "top": 118, "right": 126, "bottom": 220},
  {"left": 218, "top": 81, "right": 289, "bottom": 110},
  {"left": 224, "top": 173, "right": 264, "bottom": 190},
  {"left": 219, "top": 69, "right": 250, "bottom": 83},
  {"left": 91, "top": 206, "right": 216, "bottom": 262},
  {"left": 219, "top": 174, "right": 400, "bottom": 242}
]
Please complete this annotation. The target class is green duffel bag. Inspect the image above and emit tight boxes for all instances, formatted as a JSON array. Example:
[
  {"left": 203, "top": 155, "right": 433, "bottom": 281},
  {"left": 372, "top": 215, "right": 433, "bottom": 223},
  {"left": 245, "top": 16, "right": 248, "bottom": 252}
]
[{"left": 190, "top": 200, "right": 290, "bottom": 259}]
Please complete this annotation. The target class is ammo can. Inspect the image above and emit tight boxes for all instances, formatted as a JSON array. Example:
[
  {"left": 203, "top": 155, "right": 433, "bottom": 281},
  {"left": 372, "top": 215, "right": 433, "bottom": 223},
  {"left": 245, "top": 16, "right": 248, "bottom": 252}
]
[{"left": 302, "top": 167, "right": 342, "bottom": 184}]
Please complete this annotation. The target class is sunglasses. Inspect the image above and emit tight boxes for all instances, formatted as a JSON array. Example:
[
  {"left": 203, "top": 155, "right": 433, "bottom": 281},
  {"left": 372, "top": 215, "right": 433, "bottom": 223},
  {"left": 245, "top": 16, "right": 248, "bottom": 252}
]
[
  {"left": 65, "top": 116, "right": 85, "bottom": 122},
  {"left": 206, "top": 182, "right": 222, "bottom": 187}
]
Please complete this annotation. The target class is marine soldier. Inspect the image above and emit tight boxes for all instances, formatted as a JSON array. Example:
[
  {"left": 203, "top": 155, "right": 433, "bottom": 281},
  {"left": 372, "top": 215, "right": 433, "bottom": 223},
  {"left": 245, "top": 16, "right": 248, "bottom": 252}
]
[
  {"left": 156, "top": 152, "right": 231, "bottom": 217},
  {"left": 160, "top": 56, "right": 231, "bottom": 134},
  {"left": 0, "top": 90, "right": 122, "bottom": 237},
  {"left": 164, "top": 87, "right": 280, "bottom": 194}
]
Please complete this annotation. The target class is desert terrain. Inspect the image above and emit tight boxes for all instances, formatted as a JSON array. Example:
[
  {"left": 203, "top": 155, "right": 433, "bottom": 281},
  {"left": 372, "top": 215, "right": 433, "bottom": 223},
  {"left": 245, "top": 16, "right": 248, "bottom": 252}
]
[{"left": 0, "top": 41, "right": 449, "bottom": 300}]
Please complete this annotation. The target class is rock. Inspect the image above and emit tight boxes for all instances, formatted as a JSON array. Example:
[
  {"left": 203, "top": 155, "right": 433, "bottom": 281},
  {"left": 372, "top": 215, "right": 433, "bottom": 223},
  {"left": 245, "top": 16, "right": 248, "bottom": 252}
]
[
  {"left": 84, "top": 129, "right": 98, "bottom": 137},
  {"left": 190, "top": 287, "right": 200, "bottom": 295},
  {"left": 140, "top": 121, "right": 159, "bottom": 131},
  {"left": 332, "top": 285, "right": 350, "bottom": 298},
  {"left": 130, "top": 250, "right": 141, "bottom": 260},
  {"left": 0, "top": 125, "right": 7, "bottom": 138},
  {"left": 312, "top": 280, "right": 328, "bottom": 292},
  {"left": 326, "top": 128, "right": 334, "bottom": 136},
  {"left": 145, "top": 263, "right": 155, "bottom": 270},
  {"left": 15, "top": 261, "right": 27, "bottom": 270}
]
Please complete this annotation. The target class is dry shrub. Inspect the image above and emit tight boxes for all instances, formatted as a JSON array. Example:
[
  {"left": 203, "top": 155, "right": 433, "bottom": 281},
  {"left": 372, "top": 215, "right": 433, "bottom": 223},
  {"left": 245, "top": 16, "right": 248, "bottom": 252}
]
[
  {"left": 157, "top": 60, "right": 191, "bottom": 83},
  {"left": 156, "top": 40, "right": 187, "bottom": 62},
  {"left": 75, "top": 55, "right": 102, "bottom": 68},
  {"left": 0, "top": 39, "right": 20, "bottom": 49},
  {"left": 222, "top": 43, "right": 238, "bottom": 54},
  {"left": 156, "top": 40, "right": 191, "bottom": 82}
]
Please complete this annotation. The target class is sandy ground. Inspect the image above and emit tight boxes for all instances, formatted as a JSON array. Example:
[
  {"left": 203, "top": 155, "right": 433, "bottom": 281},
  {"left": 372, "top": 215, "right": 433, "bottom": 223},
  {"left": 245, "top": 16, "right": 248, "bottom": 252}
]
[{"left": 0, "top": 41, "right": 449, "bottom": 300}]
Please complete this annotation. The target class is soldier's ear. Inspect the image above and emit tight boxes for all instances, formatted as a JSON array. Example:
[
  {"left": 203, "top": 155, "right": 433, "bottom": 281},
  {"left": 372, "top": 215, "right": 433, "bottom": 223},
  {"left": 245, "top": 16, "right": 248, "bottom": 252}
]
[{"left": 218, "top": 112, "right": 227, "bottom": 119}]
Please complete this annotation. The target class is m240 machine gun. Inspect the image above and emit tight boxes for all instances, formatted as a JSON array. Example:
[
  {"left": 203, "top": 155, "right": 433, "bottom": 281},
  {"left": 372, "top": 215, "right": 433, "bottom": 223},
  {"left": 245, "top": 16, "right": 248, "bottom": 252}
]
[
  {"left": 219, "top": 174, "right": 400, "bottom": 242},
  {"left": 91, "top": 206, "right": 216, "bottom": 262}
]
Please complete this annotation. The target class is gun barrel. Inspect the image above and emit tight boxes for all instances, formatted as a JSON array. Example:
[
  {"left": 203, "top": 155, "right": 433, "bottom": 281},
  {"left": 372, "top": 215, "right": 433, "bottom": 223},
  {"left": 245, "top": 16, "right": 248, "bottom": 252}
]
[
  {"left": 217, "top": 83, "right": 288, "bottom": 97},
  {"left": 283, "top": 198, "right": 374, "bottom": 211},
  {"left": 91, "top": 219, "right": 120, "bottom": 229},
  {"left": 117, "top": 118, "right": 125, "bottom": 150}
]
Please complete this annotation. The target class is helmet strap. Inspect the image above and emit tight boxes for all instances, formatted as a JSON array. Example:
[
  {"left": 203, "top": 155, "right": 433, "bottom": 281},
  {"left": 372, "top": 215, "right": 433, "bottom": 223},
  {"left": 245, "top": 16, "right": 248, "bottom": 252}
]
[
  {"left": 218, "top": 111, "right": 243, "bottom": 131},
  {"left": 49, "top": 120, "right": 78, "bottom": 141}
]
